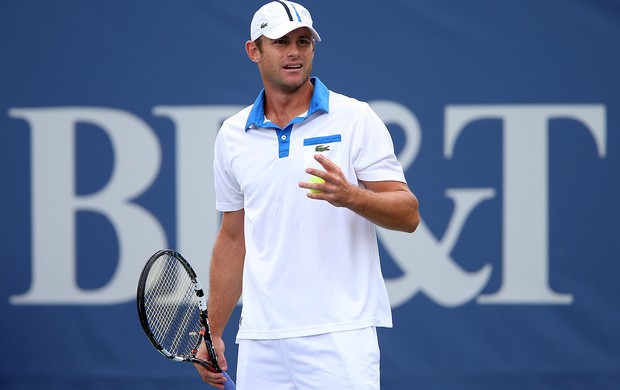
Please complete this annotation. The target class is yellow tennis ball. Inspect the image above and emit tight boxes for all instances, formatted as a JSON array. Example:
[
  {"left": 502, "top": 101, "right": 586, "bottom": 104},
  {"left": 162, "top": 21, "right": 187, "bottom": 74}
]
[{"left": 309, "top": 175, "right": 325, "bottom": 193}]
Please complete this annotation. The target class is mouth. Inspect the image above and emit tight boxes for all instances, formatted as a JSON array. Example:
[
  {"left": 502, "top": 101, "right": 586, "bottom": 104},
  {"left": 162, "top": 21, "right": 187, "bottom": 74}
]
[{"left": 283, "top": 64, "right": 303, "bottom": 70}]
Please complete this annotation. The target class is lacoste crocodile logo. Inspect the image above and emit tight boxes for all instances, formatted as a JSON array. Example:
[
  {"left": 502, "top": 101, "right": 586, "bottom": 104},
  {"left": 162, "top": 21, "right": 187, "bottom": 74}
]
[
  {"left": 261, "top": 22, "right": 268, "bottom": 29},
  {"left": 315, "top": 145, "right": 330, "bottom": 152}
]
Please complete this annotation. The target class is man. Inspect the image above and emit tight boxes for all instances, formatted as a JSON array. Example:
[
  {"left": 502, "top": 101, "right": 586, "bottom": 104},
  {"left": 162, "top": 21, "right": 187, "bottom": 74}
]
[{"left": 195, "top": 1, "right": 419, "bottom": 389}]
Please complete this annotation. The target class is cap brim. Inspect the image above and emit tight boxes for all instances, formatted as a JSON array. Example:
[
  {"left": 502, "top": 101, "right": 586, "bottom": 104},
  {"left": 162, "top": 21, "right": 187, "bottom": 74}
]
[{"left": 262, "top": 21, "right": 321, "bottom": 42}]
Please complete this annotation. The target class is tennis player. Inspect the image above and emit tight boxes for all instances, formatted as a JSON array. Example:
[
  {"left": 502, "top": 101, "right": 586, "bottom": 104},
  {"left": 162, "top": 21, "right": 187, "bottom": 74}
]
[{"left": 195, "top": 1, "right": 420, "bottom": 389}]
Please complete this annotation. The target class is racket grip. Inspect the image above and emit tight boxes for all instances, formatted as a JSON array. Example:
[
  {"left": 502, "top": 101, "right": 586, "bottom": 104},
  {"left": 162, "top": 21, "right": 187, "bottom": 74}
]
[{"left": 222, "top": 371, "right": 236, "bottom": 389}]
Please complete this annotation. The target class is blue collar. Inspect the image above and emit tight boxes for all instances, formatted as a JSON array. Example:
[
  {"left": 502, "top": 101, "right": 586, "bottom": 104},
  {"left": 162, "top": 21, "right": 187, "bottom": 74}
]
[{"left": 244, "top": 77, "right": 329, "bottom": 131}]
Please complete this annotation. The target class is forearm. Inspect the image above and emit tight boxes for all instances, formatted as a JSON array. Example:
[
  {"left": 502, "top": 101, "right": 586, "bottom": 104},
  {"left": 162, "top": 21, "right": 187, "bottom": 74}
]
[
  {"left": 348, "top": 181, "right": 420, "bottom": 233},
  {"left": 207, "top": 210, "right": 245, "bottom": 338},
  {"left": 302, "top": 154, "right": 420, "bottom": 232}
]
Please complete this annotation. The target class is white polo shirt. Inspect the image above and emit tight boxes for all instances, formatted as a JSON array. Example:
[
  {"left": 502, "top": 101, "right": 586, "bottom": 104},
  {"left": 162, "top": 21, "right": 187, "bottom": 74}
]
[{"left": 213, "top": 78, "right": 406, "bottom": 340}]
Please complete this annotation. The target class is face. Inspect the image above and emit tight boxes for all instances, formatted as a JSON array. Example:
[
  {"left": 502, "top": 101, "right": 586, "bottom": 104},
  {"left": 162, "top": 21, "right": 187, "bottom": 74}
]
[{"left": 248, "top": 27, "right": 315, "bottom": 94}]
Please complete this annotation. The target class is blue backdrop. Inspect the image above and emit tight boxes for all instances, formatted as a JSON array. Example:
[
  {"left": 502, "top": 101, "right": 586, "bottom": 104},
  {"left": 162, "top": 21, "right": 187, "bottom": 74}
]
[{"left": 1, "top": 0, "right": 619, "bottom": 388}]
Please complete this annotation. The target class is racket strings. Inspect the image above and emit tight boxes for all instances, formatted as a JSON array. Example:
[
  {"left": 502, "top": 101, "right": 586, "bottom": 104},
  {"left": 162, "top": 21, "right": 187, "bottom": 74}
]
[{"left": 143, "top": 254, "right": 202, "bottom": 357}]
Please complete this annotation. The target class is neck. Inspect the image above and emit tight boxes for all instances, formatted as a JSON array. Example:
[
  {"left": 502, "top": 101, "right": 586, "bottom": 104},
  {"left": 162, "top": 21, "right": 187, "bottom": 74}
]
[{"left": 263, "top": 79, "right": 314, "bottom": 128}]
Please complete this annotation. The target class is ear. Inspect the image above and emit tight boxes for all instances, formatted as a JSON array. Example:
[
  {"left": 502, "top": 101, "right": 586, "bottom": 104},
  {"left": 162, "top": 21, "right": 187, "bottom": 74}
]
[{"left": 246, "top": 40, "right": 261, "bottom": 63}]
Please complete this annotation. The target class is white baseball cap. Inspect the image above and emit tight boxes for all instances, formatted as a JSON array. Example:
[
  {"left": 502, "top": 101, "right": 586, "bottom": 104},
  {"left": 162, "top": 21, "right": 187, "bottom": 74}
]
[{"left": 250, "top": 1, "right": 321, "bottom": 42}]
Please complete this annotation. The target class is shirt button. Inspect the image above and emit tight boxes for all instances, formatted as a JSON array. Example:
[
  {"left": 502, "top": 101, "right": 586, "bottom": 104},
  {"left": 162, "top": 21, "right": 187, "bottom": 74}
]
[{"left": 281, "top": 135, "right": 287, "bottom": 140}]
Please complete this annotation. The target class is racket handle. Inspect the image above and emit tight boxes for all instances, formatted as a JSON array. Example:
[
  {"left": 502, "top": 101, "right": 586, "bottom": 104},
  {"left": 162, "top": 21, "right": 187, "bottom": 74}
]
[{"left": 222, "top": 371, "right": 236, "bottom": 389}]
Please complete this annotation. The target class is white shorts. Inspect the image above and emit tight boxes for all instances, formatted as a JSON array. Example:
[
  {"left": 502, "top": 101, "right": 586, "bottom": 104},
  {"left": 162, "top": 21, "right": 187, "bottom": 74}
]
[{"left": 236, "top": 327, "right": 381, "bottom": 390}]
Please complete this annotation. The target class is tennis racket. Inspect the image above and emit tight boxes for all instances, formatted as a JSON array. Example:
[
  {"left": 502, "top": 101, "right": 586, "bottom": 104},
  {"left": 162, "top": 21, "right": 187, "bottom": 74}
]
[{"left": 137, "top": 249, "right": 235, "bottom": 389}]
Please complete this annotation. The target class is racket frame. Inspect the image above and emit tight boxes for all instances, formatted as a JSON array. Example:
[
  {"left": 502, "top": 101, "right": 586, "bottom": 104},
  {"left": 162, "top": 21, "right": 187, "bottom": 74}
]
[{"left": 137, "top": 249, "right": 222, "bottom": 372}]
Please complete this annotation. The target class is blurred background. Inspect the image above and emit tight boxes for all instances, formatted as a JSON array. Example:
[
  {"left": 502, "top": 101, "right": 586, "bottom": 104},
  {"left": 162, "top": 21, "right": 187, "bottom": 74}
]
[{"left": 1, "top": 0, "right": 619, "bottom": 388}]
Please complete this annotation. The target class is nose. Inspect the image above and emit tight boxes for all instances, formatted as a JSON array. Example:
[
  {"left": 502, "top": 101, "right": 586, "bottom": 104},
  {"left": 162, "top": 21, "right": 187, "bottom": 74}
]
[{"left": 288, "top": 42, "right": 302, "bottom": 57}]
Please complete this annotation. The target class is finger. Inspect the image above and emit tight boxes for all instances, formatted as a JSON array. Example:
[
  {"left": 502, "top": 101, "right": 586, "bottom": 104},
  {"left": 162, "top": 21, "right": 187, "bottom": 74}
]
[
  {"left": 195, "top": 364, "right": 227, "bottom": 389},
  {"left": 314, "top": 153, "right": 335, "bottom": 170},
  {"left": 194, "top": 364, "right": 219, "bottom": 381},
  {"left": 304, "top": 167, "right": 326, "bottom": 179},
  {"left": 216, "top": 353, "right": 228, "bottom": 372}
]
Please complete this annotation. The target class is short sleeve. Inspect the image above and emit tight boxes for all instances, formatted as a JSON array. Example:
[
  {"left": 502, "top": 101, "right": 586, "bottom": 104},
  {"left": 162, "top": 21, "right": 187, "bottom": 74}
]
[
  {"left": 213, "top": 127, "right": 244, "bottom": 211},
  {"left": 352, "top": 103, "right": 407, "bottom": 183}
]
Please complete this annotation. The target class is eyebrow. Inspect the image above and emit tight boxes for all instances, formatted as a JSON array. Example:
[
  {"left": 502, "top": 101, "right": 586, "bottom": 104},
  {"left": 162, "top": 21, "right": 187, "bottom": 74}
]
[{"left": 273, "top": 34, "right": 312, "bottom": 41}]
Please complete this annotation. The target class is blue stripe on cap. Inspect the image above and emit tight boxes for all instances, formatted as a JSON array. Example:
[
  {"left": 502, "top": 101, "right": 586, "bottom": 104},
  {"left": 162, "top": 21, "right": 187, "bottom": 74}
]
[{"left": 289, "top": 2, "right": 303, "bottom": 22}]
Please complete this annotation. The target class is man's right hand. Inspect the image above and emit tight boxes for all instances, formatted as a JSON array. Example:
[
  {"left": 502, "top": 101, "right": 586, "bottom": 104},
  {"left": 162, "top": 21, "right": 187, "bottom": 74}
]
[{"left": 194, "top": 337, "right": 230, "bottom": 389}]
